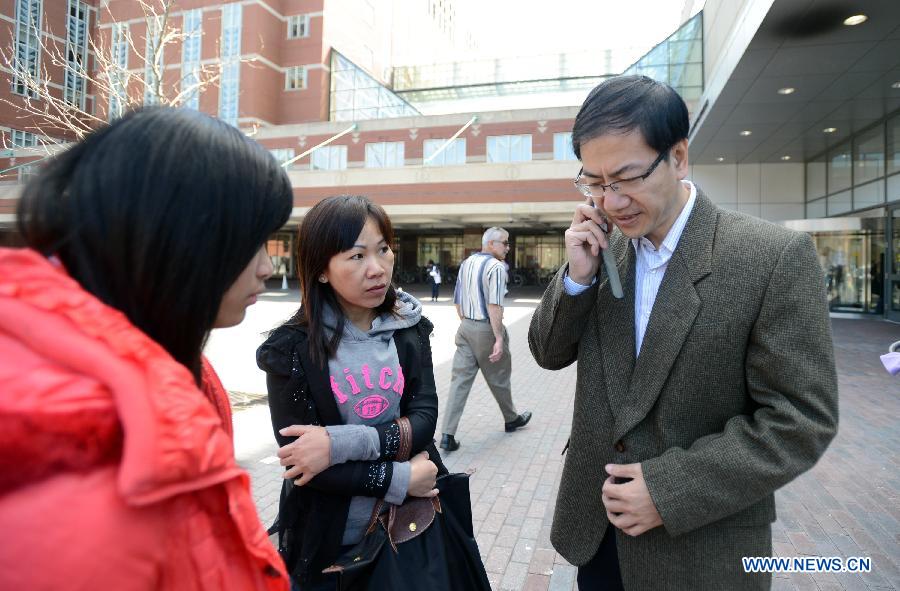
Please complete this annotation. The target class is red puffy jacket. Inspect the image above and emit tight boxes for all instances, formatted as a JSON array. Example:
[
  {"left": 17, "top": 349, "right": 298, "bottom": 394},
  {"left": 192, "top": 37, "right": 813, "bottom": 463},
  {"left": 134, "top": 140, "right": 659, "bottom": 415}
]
[{"left": 0, "top": 248, "right": 289, "bottom": 591}]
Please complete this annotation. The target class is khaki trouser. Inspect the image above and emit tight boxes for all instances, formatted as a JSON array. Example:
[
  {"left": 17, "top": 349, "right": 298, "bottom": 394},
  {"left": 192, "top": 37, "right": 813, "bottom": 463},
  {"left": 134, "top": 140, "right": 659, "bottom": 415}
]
[{"left": 442, "top": 318, "right": 517, "bottom": 435}]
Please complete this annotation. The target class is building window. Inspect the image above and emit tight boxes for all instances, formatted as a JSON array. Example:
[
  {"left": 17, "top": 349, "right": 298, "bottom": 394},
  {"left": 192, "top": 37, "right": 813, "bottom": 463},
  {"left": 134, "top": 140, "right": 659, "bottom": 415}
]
[
  {"left": 487, "top": 134, "right": 532, "bottom": 163},
  {"left": 267, "top": 232, "right": 295, "bottom": 277},
  {"left": 423, "top": 138, "right": 465, "bottom": 166},
  {"left": 853, "top": 123, "right": 884, "bottom": 186},
  {"left": 514, "top": 234, "right": 566, "bottom": 276},
  {"left": 806, "top": 160, "right": 826, "bottom": 201},
  {"left": 285, "top": 66, "right": 308, "bottom": 90},
  {"left": 808, "top": 112, "right": 900, "bottom": 217},
  {"left": 219, "top": 3, "right": 242, "bottom": 126},
  {"left": 219, "top": 62, "right": 240, "bottom": 125},
  {"left": 888, "top": 112, "right": 900, "bottom": 176},
  {"left": 287, "top": 14, "right": 310, "bottom": 39},
  {"left": 64, "top": 0, "right": 89, "bottom": 109},
  {"left": 269, "top": 148, "right": 295, "bottom": 166},
  {"left": 108, "top": 23, "right": 129, "bottom": 120},
  {"left": 13, "top": 0, "right": 42, "bottom": 97},
  {"left": 623, "top": 12, "right": 703, "bottom": 106},
  {"left": 416, "top": 235, "right": 464, "bottom": 269},
  {"left": 10, "top": 129, "right": 39, "bottom": 148},
  {"left": 311, "top": 145, "right": 347, "bottom": 170},
  {"left": 181, "top": 9, "right": 202, "bottom": 110},
  {"left": 365, "top": 142, "right": 405, "bottom": 168},
  {"left": 827, "top": 141, "right": 852, "bottom": 194},
  {"left": 853, "top": 179, "right": 885, "bottom": 210},
  {"left": 221, "top": 4, "right": 241, "bottom": 58},
  {"left": 330, "top": 51, "right": 419, "bottom": 122},
  {"left": 553, "top": 132, "right": 576, "bottom": 161},
  {"left": 806, "top": 197, "right": 826, "bottom": 219},
  {"left": 827, "top": 190, "right": 852, "bottom": 216},
  {"left": 18, "top": 163, "right": 38, "bottom": 183},
  {"left": 143, "top": 16, "right": 164, "bottom": 105}
]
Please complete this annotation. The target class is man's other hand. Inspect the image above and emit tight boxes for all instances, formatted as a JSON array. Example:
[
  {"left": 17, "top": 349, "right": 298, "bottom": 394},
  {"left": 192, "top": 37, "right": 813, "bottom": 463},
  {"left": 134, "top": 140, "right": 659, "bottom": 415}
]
[
  {"left": 601, "top": 462, "right": 663, "bottom": 537},
  {"left": 489, "top": 337, "right": 504, "bottom": 363}
]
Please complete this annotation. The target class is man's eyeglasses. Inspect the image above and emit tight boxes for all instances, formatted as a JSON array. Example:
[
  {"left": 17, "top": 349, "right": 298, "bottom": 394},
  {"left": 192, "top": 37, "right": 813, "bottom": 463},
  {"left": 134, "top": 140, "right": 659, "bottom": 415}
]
[
  {"left": 491, "top": 240, "right": 510, "bottom": 247},
  {"left": 573, "top": 150, "right": 668, "bottom": 198}
]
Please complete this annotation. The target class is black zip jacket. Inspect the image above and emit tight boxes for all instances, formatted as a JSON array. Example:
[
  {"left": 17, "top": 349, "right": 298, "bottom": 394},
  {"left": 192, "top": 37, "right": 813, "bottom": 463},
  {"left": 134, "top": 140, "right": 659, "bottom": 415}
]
[{"left": 256, "top": 315, "right": 446, "bottom": 585}]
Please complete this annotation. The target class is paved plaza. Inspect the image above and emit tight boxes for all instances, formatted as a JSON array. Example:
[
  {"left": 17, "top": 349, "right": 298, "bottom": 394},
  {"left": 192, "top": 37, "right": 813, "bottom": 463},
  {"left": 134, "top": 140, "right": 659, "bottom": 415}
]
[{"left": 206, "top": 287, "right": 900, "bottom": 591}]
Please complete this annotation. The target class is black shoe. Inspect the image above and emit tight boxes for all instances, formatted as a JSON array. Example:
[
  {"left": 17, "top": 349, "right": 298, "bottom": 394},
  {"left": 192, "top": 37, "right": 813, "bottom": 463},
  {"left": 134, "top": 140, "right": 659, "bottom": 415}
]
[
  {"left": 440, "top": 434, "right": 460, "bottom": 451},
  {"left": 504, "top": 411, "right": 532, "bottom": 433}
]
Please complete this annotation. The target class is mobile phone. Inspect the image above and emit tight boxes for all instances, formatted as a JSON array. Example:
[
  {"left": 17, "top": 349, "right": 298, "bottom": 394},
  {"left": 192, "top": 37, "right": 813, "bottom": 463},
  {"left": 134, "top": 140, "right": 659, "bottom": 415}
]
[{"left": 597, "top": 214, "right": 624, "bottom": 299}]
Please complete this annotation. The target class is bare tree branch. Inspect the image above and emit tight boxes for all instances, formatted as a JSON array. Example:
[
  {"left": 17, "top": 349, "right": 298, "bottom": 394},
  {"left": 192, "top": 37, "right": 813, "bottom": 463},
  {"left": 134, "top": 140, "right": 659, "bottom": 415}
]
[{"left": 0, "top": 0, "right": 257, "bottom": 156}]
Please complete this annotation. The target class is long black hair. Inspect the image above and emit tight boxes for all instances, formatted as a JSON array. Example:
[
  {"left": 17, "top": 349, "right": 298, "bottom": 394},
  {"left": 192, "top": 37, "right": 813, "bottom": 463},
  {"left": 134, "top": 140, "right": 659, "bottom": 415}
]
[
  {"left": 17, "top": 107, "right": 293, "bottom": 382},
  {"left": 291, "top": 195, "right": 397, "bottom": 368}
]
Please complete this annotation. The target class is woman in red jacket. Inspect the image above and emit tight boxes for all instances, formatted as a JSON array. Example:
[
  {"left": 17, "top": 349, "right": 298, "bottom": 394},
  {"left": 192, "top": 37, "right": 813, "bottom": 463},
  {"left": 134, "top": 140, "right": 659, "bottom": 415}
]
[{"left": 0, "top": 108, "right": 292, "bottom": 590}]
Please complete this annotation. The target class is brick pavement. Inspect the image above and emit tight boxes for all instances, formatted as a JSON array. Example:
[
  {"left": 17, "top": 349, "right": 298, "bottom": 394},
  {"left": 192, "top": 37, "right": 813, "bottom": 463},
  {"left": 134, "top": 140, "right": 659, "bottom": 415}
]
[
  {"left": 227, "top": 292, "right": 900, "bottom": 591},
  {"left": 766, "top": 319, "right": 900, "bottom": 591}
]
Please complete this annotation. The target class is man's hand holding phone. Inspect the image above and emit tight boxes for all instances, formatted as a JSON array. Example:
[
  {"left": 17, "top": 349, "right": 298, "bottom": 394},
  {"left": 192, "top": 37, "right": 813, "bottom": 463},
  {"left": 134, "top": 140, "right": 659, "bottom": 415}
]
[{"left": 565, "top": 198, "right": 610, "bottom": 285}]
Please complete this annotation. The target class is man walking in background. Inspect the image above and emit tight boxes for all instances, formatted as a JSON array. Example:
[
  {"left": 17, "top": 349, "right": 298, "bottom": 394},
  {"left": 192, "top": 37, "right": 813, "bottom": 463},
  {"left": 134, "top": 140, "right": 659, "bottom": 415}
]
[{"left": 440, "top": 227, "right": 532, "bottom": 451}]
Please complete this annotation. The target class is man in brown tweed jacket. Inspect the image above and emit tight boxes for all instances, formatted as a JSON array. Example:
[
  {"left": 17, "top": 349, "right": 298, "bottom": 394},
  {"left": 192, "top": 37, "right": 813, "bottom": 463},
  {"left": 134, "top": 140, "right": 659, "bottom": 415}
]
[{"left": 528, "top": 75, "right": 838, "bottom": 590}]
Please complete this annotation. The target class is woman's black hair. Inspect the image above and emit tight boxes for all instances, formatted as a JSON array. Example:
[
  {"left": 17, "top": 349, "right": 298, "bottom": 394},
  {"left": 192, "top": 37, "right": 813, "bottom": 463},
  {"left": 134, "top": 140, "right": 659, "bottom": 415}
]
[
  {"left": 290, "top": 195, "right": 397, "bottom": 368},
  {"left": 17, "top": 107, "right": 293, "bottom": 383},
  {"left": 571, "top": 75, "right": 689, "bottom": 160}
]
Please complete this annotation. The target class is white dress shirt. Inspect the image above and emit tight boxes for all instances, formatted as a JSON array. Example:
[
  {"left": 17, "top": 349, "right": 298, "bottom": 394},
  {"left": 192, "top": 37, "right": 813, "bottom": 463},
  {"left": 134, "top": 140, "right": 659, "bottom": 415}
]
[{"left": 564, "top": 180, "right": 697, "bottom": 356}]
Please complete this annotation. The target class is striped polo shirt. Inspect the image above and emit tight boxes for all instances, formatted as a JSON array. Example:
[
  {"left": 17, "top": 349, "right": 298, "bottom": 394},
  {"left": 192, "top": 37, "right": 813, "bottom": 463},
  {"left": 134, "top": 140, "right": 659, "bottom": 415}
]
[{"left": 453, "top": 252, "right": 507, "bottom": 321}]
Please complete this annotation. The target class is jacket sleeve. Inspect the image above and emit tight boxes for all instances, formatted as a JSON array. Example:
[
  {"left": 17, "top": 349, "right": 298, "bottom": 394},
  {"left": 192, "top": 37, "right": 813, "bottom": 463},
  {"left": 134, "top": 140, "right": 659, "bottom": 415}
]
[
  {"left": 641, "top": 232, "right": 839, "bottom": 536},
  {"left": 257, "top": 327, "right": 308, "bottom": 448},
  {"left": 257, "top": 326, "right": 405, "bottom": 499},
  {"left": 528, "top": 263, "right": 598, "bottom": 370},
  {"left": 305, "top": 460, "right": 399, "bottom": 498}
]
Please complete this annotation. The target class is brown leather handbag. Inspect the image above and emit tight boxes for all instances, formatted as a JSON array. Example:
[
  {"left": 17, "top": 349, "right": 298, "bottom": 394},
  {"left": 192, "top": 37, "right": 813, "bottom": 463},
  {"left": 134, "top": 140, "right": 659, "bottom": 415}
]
[{"left": 322, "top": 417, "right": 490, "bottom": 591}]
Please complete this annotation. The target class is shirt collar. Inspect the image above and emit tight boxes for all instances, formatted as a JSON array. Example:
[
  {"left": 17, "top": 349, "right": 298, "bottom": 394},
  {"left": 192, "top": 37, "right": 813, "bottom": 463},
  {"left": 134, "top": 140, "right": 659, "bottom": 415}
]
[{"left": 631, "top": 180, "right": 697, "bottom": 256}]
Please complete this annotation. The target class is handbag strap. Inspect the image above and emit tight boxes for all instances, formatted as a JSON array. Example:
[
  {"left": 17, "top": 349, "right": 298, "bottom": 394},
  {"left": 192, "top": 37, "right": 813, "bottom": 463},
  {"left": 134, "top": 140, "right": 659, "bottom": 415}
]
[
  {"left": 364, "top": 416, "right": 414, "bottom": 535},
  {"left": 395, "top": 416, "right": 412, "bottom": 462}
]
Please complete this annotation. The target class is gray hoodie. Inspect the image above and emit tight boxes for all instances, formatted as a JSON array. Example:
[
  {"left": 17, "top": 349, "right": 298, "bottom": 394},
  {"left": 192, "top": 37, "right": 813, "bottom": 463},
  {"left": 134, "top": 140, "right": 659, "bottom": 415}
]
[{"left": 321, "top": 291, "right": 423, "bottom": 544}]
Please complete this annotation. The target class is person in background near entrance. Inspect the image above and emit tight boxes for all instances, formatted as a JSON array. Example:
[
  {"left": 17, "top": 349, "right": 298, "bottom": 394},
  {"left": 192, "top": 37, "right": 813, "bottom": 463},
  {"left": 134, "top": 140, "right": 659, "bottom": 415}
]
[
  {"left": 0, "top": 107, "right": 292, "bottom": 590},
  {"left": 257, "top": 195, "right": 446, "bottom": 590},
  {"left": 873, "top": 253, "right": 884, "bottom": 314},
  {"left": 428, "top": 259, "right": 442, "bottom": 302},
  {"left": 528, "top": 75, "right": 839, "bottom": 590},
  {"left": 439, "top": 227, "right": 532, "bottom": 452}
]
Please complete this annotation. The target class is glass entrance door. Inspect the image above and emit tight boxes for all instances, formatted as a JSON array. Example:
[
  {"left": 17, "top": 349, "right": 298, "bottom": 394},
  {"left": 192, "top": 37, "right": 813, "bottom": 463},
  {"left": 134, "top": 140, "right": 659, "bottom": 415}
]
[
  {"left": 808, "top": 217, "right": 885, "bottom": 314},
  {"left": 888, "top": 206, "right": 900, "bottom": 322}
]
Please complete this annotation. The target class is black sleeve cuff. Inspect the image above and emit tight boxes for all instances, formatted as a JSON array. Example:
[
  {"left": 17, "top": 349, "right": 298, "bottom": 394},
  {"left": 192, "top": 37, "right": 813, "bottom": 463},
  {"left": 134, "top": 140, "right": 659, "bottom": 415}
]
[
  {"left": 377, "top": 422, "right": 401, "bottom": 460},
  {"left": 361, "top": 461, "right": 393, "bottom": 498}
]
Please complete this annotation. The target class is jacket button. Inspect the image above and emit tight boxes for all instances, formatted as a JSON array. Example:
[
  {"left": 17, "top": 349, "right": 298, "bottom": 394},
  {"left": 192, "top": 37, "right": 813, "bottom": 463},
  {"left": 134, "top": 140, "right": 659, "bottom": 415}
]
[{"left": 614, "top": 440, "right": 625, "bottom": 453}]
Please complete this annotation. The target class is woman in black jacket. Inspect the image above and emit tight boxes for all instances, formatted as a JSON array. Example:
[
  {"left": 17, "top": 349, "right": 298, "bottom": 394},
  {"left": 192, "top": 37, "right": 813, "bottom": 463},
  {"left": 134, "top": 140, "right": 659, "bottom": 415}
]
[{"left": 257, "top": 196, "right": 447, "bottom": 589}]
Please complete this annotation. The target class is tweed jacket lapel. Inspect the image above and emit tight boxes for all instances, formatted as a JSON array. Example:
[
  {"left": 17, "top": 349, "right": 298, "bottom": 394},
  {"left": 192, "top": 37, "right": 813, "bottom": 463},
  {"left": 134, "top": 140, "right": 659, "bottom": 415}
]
[
  {"left": 612, "top": 190, "right": 717, "bottom": 442},
  {"left": 598, "top": 235, "right": 637, "bottom": 417}
]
